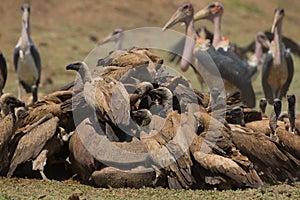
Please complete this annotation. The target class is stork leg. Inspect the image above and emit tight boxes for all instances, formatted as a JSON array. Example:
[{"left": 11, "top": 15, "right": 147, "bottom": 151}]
[
  {"left": 18, "top": 82, "right": 22, "bottom": 100},
  {"left": 32, "top": 85, "right": 38, "bottom": 103}
]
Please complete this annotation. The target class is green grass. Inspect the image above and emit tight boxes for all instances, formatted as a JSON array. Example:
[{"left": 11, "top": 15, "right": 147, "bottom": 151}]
[{"left": 1, "top": 178, "right": 300, "bottom": 199}]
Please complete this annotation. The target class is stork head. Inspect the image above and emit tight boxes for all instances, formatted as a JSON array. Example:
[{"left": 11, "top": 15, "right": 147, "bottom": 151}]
[
  {"left": 162, "top": 2, "right": 194, "bottom": 30},
  {"left": 271, "top": 7, "right": 284, "bottom": 33},
  {"left": 256, "top": 32, "right": 270, "bottom": 49},
  {"left": 194, "top": 2, "right": 224, "bottom": 22},
  {"left": 21, "top": 4, "right": 30, "bottom": 29},
  {"left": 98, "top": 28, "right": 124, "bottom": 45}
]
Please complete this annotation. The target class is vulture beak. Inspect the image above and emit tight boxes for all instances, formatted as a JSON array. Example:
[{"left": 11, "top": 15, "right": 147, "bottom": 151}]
[
  {"left": 66, "top": 62, "right": 82, "bottom": 71},
  {"left": 162, "top": 9, "right": 185, "bottom": 31},
  {"left": 271, "top": 8, "right": 284, "bottom": 33},
  {"left": 7, "top": 97, "right": 25, "bottom": 108},
  {"left": 131, "top": 109, "right": 151, "bottom": 118}
]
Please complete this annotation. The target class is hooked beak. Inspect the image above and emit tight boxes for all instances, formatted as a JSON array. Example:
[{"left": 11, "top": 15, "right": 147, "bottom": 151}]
[
  {"left": 66, "top": 62, "right": 82, "bottom": 71},
  {"left": 271, "top": 10, "right": 281, "bottom": 33},
  {"left": 162, "top": 9, "right": 184, "bottom": 31},
  {"left": 7, "top": 98, "right": 25, "bottom": 108}
]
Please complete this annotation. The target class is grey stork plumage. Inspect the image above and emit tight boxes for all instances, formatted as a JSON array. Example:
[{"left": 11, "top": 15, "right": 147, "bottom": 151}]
[
  {"left": 163, "top": 2, "right": 256, "bottom": 108},
  {"left": 14, "top": 4, "right": 41, "bottom": 103},
  {"left": 262, "top": 7, "right": 294, "bottom": 104},
  {"left": 0, "top": 51, "right": 7, "bottom": 96}
]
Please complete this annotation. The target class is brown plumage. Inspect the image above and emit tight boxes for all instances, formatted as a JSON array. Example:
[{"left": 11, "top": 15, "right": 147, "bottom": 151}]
[
  {"left": 141, "top": 111, "right": 195, "bottom": 189},
  {"left": 91, "top": 166, "right": 156, "bottom": 188},
  {"left": 287, "top": 94, "right": 296, "bottom": 133},
  {"left": 191, "top": 112, "right": 263, "bottom": 189},
  {"left": 276, "top": 126, "right": 300, "bottom": 161},
  {"left": 192, "top": 146, "right": 262, "bottom": 189},
  {"left": 66, "top": 62, "right": 131, "bottom": 132},
  {"left": 230, "top": 124, "right": 300, "bottom": 183},
  {"left": 0, "top": 94, "right": 25, "bottom": 175},
  {"left": 7, "top": 115, "right": 59, "bottom": 178},
  {"left": 18, "top": 90, "right": 72, "bottom": 128},
  {"left": 63, "top": 47, "right": 162, "bottom": 93},
  {"left": 69, "top": 129, "right": 101, "bottom": 183},
  {"left": 98, "top": 47, "right": 163, "bottom": 68}
]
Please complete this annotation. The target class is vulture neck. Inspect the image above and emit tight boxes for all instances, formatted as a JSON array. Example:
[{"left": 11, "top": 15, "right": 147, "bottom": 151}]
[
  {"left": 79, "top": 64, "right": 93, "bottom": 84},
  {"left": 273, "top": 22, "right": 283, "bottom": 66},
  {"left": 9, "top": 105, "right": 17, "bottom": 123},
  {"left": 181, "top": 17, "right": 196, "bottom": 72},
  {"left": 212, "top": 14, "right": 223, "bottom": 47},
  {"left": 1, "top": 101, "right": 10, "bottom": 117}
]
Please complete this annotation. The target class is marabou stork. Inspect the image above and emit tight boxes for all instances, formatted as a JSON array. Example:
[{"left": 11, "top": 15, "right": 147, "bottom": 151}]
[{"left": 14, "top": 4, "right": 41, "bottom": 103}]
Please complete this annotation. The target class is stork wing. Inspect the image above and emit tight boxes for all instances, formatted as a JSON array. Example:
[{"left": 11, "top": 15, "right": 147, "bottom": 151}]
[
  {"left": 30, "top": 44, "right": 41, "bottom": 85},
  {"left": 280, "top": 51, "right": 294, "bottom": 98},
  {"left": 265, "top": 31, "right": 300, "bottom": 57},
  {"left": 167, "top": 36, "right": 185, "bottom": 64},
  {"left": 13, "top": 46, "right": 20, "bottom": 72},
  {"left": 261, "top": 53, "right": 274, "bottom": 104},
  {"left": 218, "top": 48, "right": 257, "bottom": 79},
  {"left": 0, "top": 52, "right": 7, "bottom": 90},
  {"left": 194, "top": 47, "right": 256, "bottom": 107}
]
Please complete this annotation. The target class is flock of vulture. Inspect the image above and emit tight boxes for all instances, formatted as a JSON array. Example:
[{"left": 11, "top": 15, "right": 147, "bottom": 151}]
[{"left": 0, "top": 1, "right": 300, "bottom": 191}]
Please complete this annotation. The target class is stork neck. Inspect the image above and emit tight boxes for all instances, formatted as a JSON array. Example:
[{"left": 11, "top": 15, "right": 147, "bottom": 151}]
[
  {"left": 273, "top": 22, "right": 283, "bottom": 65},
  {"left": 115, "top": 36, "right": 123, "bottom": 50},
  {"left": 212, "top": 15, "right": 223, "bottom": 47},
  {"left": 21, "top": 12, "right": 31, "bottom": 48},
  {"left": 255, "top": 39, "right": 263, "bottom": 65},
  {"left": 181, "top": 18, "right": 196, "bottom": 71}
]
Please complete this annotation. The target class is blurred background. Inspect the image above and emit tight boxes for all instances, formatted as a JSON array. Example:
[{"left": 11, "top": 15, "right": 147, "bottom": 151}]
[{"left": 0, "top": 0, "right": 299, "bottom": 111}]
